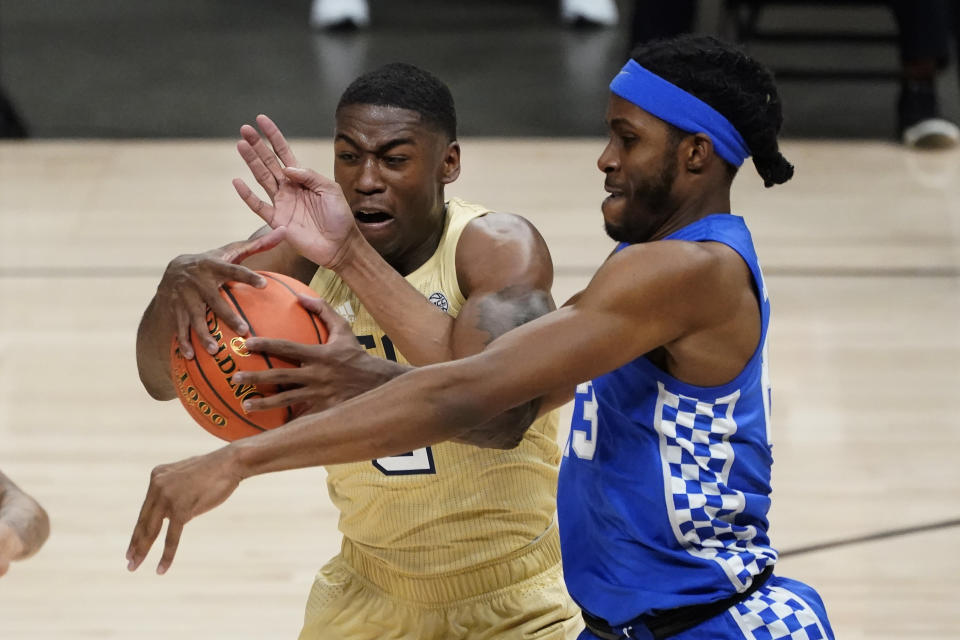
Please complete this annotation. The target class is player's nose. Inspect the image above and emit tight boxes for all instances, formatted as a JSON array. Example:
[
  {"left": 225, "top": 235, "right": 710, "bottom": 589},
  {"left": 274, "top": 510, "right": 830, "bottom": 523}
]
[
  {"left": 597, "top": 140, "right": 619, "bottom": 174},
  {"left": 354, "top": 157, "right": 386, "bottom": 194}
]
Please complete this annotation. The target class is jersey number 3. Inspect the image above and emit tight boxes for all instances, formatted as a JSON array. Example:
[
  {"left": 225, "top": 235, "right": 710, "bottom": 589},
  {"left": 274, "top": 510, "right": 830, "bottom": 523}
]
[
  {"left": 357, "top": 333, "right": 437, "bottom": 476},
  {"left": 565, "top": 382, "right": 598, "bottom": 460}
]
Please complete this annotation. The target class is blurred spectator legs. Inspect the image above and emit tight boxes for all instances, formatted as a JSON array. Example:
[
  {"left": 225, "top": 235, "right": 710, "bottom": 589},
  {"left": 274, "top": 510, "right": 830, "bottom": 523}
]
[
  {"left": 561, "top": 0, "right": 619, "bottom": 27},
  {"left": 309, "top": 0, "right": 370, "bottom": 30},
  {"left": 891, "top": 0, "right": 959, "bottom": 148},
  {"left": 309, "top": 0, "right": 620, "bottom": 30},
  {"left": 628, "top": 0, "right": 696, "bottom": 50}
]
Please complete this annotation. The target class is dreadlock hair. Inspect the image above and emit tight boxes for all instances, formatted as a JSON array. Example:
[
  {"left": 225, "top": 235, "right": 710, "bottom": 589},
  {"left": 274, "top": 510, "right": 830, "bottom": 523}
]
[
  {"left": 630, "top": 34, "right": 794, "bottom": 188},
  {"left": 337, "top": 62, "right": 457, "bottom": 142}
]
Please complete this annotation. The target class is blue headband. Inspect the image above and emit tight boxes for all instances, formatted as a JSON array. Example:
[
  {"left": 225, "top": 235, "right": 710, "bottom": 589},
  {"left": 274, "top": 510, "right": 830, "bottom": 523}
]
[{"left": 609, "top": 60, "right": 751, "bottom": 167}]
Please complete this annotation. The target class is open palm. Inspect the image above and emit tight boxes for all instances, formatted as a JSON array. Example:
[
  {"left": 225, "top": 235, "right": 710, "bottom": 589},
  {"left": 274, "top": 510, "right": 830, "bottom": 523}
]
[
  {"left": 233, "top": 114, "right": 360, "bottom": 269},
  {"left": 236, "top": 168, "right": 358, "bottom": 268}
]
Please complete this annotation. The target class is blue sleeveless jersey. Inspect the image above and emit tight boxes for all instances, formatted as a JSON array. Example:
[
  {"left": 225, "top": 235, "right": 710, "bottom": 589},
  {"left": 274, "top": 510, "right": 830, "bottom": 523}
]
[{"left": 558, "top": 214, "right": 777, "bottom": 626}]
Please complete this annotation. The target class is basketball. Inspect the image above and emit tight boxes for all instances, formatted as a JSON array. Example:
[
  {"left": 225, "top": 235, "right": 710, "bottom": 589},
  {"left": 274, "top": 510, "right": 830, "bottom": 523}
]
[{"left": 169, "top": 271, "right": 328, "bottom": 442}]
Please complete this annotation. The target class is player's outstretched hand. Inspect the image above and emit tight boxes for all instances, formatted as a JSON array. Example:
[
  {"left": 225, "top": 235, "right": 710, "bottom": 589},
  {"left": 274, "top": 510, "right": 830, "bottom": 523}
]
[
  {"left": 126, "top": 447, "right": 242, "bottom": 576},
  {"left": 233, "top": 295, "right": 408, "bottom": 414},
  {"left": 233, "top": 114, "right": 361, "bottom": 270},
  {"left": 157, "top": 230, "right": 286, "bottom": 359}
]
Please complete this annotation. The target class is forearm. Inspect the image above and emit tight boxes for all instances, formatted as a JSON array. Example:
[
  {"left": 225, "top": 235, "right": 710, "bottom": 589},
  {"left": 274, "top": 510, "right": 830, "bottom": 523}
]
[
  {"left": 136, "top": 296, "right": 177, "bottom": 400},
  {"left": 335, "top": 240, "right": 455, "bottom": 365},
  {"left": 231, "top": 359, "right": 499, "bottom": 477},
  {"left": 230, "top": 308, "right": 591, "bottom": 474},
  {"left": 538, "top": 385, "right": 576, "bottom": 417},
  {"left": 0, "top": 480, "right": 50, "bottom": 560}
]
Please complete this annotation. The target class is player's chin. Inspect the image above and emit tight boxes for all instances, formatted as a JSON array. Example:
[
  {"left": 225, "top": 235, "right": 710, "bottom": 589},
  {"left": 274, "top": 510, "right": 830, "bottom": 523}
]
[
  {"left": 601, "top": 194, "right": 627, "bottom": 225},
  {"left": 357, "top": 222, "right": 398, "bottom": 250}
]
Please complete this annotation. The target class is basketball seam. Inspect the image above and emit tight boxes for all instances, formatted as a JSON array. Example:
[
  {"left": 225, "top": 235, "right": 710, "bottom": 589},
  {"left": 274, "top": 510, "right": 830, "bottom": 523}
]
[
  {"left": 221, "top": 282, "right": 296, "bottom": 423},
  {"left": 259, "top": 272, "right": 329, "bottom": 423},
  {"left": 261, "top": 272, "right": 328, "bottom": 344}
]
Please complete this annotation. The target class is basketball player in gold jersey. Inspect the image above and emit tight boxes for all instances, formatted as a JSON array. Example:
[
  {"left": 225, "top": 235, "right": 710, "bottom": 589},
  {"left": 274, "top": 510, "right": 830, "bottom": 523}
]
[{"left": 134, "top": 63, "right": 581, "bottom": 639}]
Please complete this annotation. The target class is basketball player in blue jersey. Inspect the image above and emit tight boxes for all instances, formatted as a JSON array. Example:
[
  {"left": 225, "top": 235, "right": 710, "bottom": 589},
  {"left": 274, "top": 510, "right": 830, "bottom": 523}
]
[
  {"left": 134, "top": 64, "right": 581, "bottom": 638},
  {"left": 130, "top": 36, "right": 835, "bottom": 639}
]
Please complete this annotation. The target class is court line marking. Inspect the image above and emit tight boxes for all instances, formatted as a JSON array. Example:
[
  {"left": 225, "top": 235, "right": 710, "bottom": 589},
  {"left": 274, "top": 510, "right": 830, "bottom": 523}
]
[
  {"left": 780, "top": 517, "right": 960, "bottom": 557},
  {"left": 557, "top": 266, "right": 960, "bottom": 278}
]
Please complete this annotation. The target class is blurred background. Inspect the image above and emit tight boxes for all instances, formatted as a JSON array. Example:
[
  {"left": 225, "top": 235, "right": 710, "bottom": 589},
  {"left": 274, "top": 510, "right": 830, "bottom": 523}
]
[{"left": 1, "top": 0, "right": 959, "bottom": 139}]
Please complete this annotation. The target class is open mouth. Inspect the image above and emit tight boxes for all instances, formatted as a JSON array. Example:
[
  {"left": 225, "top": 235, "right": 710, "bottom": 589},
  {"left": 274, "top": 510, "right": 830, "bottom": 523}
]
[
  {"left": 354, "top": 209, "right": 393, "bottom": 224},
  {"left": 604, "top": 184, "right": 624, "bottom": 198}
]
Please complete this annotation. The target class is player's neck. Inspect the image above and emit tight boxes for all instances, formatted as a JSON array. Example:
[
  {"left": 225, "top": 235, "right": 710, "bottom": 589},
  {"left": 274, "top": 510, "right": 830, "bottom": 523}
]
[
  {"left": 389, "top": 202, "right": 448, "bottom": 276},
  {"left": 649, "top": 189, "right": 731, "bottom": 241}
]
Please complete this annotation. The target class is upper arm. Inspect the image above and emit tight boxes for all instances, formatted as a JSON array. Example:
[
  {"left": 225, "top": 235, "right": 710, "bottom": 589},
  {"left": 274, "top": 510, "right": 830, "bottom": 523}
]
[
  {"left": 451, "top": 213, "right": 556, "bottom": 358},
  {"left": 446, "top": 241, "right": 743, "bottom": 414},
  {"left": 241, "top": 225, "right": 318, "bottom": 284}
]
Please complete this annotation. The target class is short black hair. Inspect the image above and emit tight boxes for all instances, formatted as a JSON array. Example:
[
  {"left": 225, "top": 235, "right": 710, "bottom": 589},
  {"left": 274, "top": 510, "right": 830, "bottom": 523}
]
[
  {"left": 630, "top": 34, "right": 793, "bottom": 188},
  {"left": 336, "top": 62, "right": 457, "bottom": 141}
]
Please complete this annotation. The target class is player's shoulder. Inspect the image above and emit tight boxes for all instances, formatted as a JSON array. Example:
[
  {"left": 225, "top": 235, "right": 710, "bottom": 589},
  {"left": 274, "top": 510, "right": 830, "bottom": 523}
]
[
  {"left": 599, "top": 238, "right": 749, "bottom": 310},
  {"left": 455, "top": 211, "right": 553, "bottom": 297},
  {"left": 463, "top": 210, "right": 540, "bottom": 239},
  {"left": 614, "top": 237, "right": 741, "bottom": 279},
  {"left": 457, "top": 209, "right": 549, "bottom": 260}
]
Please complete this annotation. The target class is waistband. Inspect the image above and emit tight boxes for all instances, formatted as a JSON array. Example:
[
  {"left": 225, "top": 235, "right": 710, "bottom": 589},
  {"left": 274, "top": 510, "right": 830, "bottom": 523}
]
[
  {"left": 583, "top": 565, "right": 775, "bottom": 640},
  {"left": 340, "top": 524, "right": 563, "bottom": 605}
]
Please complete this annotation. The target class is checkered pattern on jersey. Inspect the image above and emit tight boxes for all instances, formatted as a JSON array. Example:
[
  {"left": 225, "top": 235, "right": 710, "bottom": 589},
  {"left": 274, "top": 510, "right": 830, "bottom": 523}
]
[
  {"left": 655, "top": 382, "right": 777, "bottom": 591},
  {"left": 730, "top": 586, "right": 828, "bottom": 640}
]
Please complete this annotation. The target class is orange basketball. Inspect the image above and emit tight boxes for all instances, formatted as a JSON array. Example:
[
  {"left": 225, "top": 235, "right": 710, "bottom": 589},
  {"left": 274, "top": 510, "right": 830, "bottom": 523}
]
[{"left": 169, "top": 271, "right": 328, "bottom": 442}]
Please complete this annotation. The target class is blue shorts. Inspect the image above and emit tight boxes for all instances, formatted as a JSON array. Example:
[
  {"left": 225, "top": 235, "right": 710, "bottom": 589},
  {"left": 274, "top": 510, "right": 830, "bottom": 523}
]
[{"left": 579, "top": 575, "right": 834, "bottom": 640}]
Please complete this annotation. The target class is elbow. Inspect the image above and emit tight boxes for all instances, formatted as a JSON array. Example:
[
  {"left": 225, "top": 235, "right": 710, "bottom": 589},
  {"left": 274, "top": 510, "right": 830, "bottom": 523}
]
[
  {"left": 492, "top": 431, "right": 526, "bottom": 450},
  {"left": 458, "top": 423, "right": 528, "bottom": 450},
  {"left": 493, "top": 405, "right": 538, "bottom": 450},
  {"left": 489, "top": 407, "right": 535, "bottom": 449},
  {"left": 452, "top": 399, "right": 540, "bottom": 450},
  {"left": 33, "top": 505, "right": 51, "bottom": 555},
  {"left": 137, "top": 365, "right": 176, "bottom": 401},
  {"left": 144, "top": 383, "right": 176, "bottom": 402},
  {"left": 135, "top": 337, "right": 177, "bottom": 401},
  {"left": 15, "top": 499, "right": 51, "bottom": 560},
  {"left": 429, "top": 356, "right": 534, "bottom": 449}
]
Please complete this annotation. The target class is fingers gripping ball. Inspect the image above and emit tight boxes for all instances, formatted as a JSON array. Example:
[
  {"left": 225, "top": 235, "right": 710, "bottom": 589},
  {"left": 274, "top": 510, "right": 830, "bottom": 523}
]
[{"left": 169, "top": 272, "right": 328, "bottom": 441}]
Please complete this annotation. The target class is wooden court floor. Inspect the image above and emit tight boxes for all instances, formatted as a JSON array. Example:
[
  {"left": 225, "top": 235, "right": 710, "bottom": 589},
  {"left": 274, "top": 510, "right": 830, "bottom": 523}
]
[{"left": 1, "top": 138, "right": 958, "bottom": 638}]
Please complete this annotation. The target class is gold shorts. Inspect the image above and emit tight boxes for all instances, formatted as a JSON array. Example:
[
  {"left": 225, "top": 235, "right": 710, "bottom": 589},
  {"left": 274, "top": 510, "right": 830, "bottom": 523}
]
[{"left": 298, "top": 526, "right": 583, "bottom": 640}]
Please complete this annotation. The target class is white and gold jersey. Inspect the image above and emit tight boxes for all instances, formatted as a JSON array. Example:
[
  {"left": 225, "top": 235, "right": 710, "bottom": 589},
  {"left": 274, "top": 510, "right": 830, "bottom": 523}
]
[{"left": 309, "top": 197, "right": 561, "bottom": 575}]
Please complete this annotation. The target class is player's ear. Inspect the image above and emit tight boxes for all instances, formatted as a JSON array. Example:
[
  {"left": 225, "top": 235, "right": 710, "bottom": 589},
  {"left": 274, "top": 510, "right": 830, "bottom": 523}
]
[
  {"left": 439, "top": 141, "right": 461, "bottom": 184},
  {"left": 684, "top": 133, "right": 713, "bottom": 175}
]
